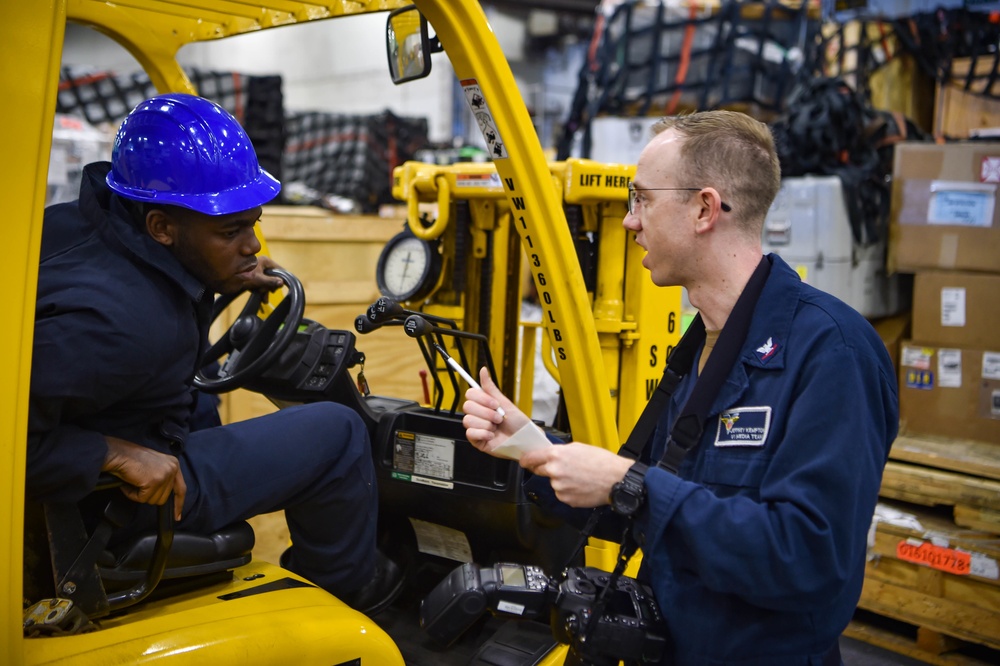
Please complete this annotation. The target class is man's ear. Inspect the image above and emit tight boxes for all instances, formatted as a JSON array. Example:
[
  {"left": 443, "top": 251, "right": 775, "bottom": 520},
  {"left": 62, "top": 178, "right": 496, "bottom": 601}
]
[
  {"left": 146, "top": 209, "right": 177, "bottom": 247},
  {"left": 693, "top": 188, "right": 724, "bottom": 235}
]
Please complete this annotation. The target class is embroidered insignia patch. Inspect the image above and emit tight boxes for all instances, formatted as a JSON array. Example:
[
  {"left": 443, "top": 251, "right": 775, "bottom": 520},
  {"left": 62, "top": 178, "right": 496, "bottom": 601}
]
[
  {"left": 715, "top": 406, "right": 771, "bottom": 447},
  {"left": 755, "top": 337, "right": 779, "bottom": 363}
]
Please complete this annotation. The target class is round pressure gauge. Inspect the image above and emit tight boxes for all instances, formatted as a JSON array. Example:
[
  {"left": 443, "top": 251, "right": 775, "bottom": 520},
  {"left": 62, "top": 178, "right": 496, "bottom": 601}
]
[{"left": 375, "top": 231, "right": 442, "bottom": 302}]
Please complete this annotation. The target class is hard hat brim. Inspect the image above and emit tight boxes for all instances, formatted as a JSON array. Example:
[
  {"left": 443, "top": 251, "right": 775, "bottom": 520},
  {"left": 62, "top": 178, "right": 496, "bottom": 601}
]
[{"left": 107, "top": 168, "right": 281, "bottom": 216}]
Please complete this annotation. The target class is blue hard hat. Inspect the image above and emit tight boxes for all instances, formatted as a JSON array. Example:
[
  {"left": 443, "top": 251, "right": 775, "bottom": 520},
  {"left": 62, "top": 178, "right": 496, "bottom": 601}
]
[{"left": 106, "top": 93, "right": 280, "bottom": 215}]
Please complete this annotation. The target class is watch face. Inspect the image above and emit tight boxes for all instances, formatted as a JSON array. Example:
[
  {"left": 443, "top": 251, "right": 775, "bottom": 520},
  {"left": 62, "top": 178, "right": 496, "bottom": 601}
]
[
  {"left": 611, "top": 464, "right": 647, "bottom": 516},
  {"left": 613, "top": 487, "right": 642, "bottom": 516},
  {"left": 376, "top": 232, "right": 440, "bottom": 301}
]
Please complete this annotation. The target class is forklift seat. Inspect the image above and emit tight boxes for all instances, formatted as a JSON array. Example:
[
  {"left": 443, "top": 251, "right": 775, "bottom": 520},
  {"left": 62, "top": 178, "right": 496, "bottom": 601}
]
[
  {"left": 35, "top": 475, "right": 254, "bottom": 620},
  {"left": 97, "top": 520, "right": 254, "bottom": 589}
]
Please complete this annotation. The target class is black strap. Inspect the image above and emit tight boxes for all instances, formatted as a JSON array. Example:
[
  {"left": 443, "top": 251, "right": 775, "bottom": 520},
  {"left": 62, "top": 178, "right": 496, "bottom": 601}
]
[
  {"left": 618, "top": 313, "right": 705, "bottom": 461},
  {"left": 620, "top": 255, "right": 772, "bottom": 473},
  {"left": 558, "top": 257, "right": 772, "bottom": 577}
]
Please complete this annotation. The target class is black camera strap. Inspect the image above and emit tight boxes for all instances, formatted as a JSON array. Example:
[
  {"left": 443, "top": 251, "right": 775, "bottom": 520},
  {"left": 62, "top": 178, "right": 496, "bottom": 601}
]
[
  {"left": 617, "top": 313, "right": 705, "bottom": 464},
  {"left": 563, "top": 256, "right": 772, "bottom": 560},
  {"left": 620, "top": 254, "right": 771, "bottom": 473},
  {"left": 567, "top": 257, "right": 772, "bottom": 648}
]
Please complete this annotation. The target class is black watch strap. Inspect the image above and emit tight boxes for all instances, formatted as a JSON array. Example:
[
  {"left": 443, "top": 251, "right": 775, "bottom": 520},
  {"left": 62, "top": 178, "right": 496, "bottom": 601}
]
[{"left": 610, "top": 462, "right": 648, "bottom": 516}]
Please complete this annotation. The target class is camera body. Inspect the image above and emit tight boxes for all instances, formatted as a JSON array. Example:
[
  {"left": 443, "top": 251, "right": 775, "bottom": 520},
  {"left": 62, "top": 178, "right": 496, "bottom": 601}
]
[
  {"left": 420, "top": 562, "right": 667, "bottom": 664},
  {"left": 551, "top": 566, "right": 667, "bottom": 665}
]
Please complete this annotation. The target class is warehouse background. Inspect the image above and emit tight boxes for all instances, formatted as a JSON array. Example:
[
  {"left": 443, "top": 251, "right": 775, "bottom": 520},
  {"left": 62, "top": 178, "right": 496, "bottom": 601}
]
[{"left": 49, "top": 2, "right": 1000, "bottom": 663}]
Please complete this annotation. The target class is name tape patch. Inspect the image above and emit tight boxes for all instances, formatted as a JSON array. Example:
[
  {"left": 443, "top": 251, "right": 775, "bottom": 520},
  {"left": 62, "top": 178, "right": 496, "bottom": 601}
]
[{"left": 715, "top": 406, "right": 771, "bottom": 447}]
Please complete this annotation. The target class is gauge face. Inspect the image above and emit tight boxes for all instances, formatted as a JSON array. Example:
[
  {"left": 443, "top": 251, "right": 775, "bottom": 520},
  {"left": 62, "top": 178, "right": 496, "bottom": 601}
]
[{"left": 376, "top": 232, "right": 441, "bottom": 301}]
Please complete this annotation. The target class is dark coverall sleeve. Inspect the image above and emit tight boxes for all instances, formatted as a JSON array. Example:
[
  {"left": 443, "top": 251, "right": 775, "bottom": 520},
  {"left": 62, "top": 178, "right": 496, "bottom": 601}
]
[{"left": 27, "top": 304, "right": 152, "bottom": 503}]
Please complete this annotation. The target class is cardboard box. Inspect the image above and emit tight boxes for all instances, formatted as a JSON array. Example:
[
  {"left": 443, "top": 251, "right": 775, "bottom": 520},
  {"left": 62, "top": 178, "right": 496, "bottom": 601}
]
[
  {"left": 934, "top": 57, "right": 1000, "bottom": 139},
  {"left": 889, "top": 142, "right": 1000, "bottom": 274},
  {"left": 898, "top": 342, "right": 1000, "bottom": 444},
  {"left": 912, "top": 270, "right": 1000, "bottom": 349},
  {"left": 870, "top": 311, "right": 911, "bottom": 375}
]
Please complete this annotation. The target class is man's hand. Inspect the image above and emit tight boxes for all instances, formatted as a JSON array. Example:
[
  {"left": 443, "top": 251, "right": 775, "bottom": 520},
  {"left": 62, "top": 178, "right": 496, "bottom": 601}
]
[
  {"left": 244, "top": 254, "right": 285, "bottom": 292},
  {"left": 462, "top": 367, "right": 532, "bottom": 455},
  {"left": 102, "top": 436, "right": 187, "bottom": 521},
  {"left": 520, "top": 444, "right": 634, "bottom": 508},
  {"left": 462, "top": 367, "right": 633, "bottom": 508}
]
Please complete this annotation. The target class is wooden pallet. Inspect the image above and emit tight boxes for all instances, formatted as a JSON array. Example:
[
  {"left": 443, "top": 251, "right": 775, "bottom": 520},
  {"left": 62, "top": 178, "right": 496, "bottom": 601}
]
[
  {"left": 884, "top": 435, "right": 1000, "bottom": 533},
  {"left": 863, "top": 501, "right": 1000, "bottom": 652},
  {"left": 881, "top": 461, "right": 1000, "bottom": 533},
  {"left": 845, "top": 611, "right": 1000, "bottom": 665},
  {"left": 856, "top": 434, "right": 1000, "bottom": 661},
  {"left": 889, "top": 434, "right": 1000, "bottom": 483}
]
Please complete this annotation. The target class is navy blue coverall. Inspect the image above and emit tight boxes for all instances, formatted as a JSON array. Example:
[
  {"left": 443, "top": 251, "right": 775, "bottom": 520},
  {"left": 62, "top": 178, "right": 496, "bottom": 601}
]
[
  {"left": 28, "top": 162, "right": 377, "bottom": 597},
  {"left": 528, "top": 255, "right": 898, "bottom": 665}
]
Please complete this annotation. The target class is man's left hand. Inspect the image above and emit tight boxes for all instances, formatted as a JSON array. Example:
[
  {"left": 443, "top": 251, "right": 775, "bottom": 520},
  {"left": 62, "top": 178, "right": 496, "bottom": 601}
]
[
  {"left": 244, "top": 254, "right": 285, "bottom": 292},
  {"left": 519, "top": 444, "right": 634, "bottom": 508}
]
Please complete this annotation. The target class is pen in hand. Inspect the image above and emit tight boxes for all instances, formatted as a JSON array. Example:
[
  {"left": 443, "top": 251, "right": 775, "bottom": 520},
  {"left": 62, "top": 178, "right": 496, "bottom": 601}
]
[{"left": 432, "top": 343, "right": 505, "bottom": 418}]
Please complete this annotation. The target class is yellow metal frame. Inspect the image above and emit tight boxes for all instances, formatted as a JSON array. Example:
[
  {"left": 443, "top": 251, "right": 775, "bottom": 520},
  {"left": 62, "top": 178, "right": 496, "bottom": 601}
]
[
  {"left": 3, "top": 4, "right": 66, "bottom": 663},
  {"left": 1, "top": 2, "right": 675, "bottom": 663},
  {"left": 393, "top": 159, "right": 682, "bottom": 438},
  {"left": 414, "top": 2, "right": 619, "bottom": 458}
]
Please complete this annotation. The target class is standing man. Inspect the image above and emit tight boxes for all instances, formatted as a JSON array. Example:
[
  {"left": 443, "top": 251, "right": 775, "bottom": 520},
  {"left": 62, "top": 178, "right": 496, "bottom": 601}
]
[
  {"left": 463, "top": 110, "right": 898, "bottom": 663},
  {"left": 29, "top": 93, "right": 401, "bottom": 615}
]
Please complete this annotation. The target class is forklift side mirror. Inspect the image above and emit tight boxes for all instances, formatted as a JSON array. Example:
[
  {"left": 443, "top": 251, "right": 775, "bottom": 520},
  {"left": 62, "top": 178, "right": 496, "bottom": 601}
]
[{"left": 386, "top": 5, "right": 433, "bottom": 84}]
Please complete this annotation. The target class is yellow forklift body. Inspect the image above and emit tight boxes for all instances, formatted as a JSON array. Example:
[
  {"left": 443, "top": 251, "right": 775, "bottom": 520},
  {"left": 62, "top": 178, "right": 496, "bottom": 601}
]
[
  {"left": 23, "top": 562, "right": 403, "bottom": 665},
  {"left": 4, "top": 4, "right": 66, "bottom": 663},
  {"left": 3, "top": 2, "right": 671, "bottom": 664}
]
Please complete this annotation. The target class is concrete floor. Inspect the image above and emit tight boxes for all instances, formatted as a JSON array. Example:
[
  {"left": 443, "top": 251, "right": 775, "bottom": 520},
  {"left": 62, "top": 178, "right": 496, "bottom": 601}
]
[{"left": 840, "top": 635, "right": 930, "bottom": 665}]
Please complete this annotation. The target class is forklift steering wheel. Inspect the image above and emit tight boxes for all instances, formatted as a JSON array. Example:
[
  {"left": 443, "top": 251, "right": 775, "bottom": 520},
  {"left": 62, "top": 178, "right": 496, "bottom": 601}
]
[{"left": 194, "top": 267, "right": 305, "bottom": 394}]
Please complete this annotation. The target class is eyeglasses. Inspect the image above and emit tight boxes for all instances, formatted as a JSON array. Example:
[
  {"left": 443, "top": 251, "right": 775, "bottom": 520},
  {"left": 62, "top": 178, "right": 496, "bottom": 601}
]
[{"left": 627, "top": 183, "right": 731, "bottom": 216}]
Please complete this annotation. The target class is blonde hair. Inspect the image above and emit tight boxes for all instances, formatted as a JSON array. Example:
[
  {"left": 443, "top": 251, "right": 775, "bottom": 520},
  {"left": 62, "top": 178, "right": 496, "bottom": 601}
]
[{"left": 652, "top": 111, "right": 781, "bottom": 236}]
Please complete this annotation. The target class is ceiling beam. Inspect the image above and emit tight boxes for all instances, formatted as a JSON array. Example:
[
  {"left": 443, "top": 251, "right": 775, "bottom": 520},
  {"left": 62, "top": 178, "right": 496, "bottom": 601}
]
[{"left": 487, "top": 0, "right": 599, "bottom": 16}]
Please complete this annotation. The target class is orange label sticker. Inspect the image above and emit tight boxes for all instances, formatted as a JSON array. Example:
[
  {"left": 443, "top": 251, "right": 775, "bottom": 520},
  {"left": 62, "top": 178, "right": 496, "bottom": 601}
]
[{"left": 896, "top": 540, "right": 971, "bottom": 575}]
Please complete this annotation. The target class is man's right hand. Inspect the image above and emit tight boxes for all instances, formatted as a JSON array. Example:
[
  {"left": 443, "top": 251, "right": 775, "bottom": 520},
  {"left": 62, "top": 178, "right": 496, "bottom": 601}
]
[
  {"left": 462, "top": 367, "right": 532, "bottom": 456},
  {"left": 102, "top": 436, "right": 186, "bottom": 521}
]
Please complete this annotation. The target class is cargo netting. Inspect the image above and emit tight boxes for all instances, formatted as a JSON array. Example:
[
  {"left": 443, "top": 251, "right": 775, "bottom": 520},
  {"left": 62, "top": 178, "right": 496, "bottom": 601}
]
[
  {"left": 57, "top": 67, "right": 429, "bottom": 212},
  {"left": 282, "top": 110, "right": 429, "bottom": 213},
  {"left": 558, "top": 0, "right": 823, "bottom": 159},
  {"left": 58, "top": 67, "right": 285, "bottom": 183},
  {"left": 559, "top": 1, "right": 1000, "bottom": 159}
]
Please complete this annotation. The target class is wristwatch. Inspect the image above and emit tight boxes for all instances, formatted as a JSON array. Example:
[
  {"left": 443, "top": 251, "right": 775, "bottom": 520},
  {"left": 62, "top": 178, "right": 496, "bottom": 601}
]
[{"left": 609, "top": 462, "right": 649, "bottom": 516}]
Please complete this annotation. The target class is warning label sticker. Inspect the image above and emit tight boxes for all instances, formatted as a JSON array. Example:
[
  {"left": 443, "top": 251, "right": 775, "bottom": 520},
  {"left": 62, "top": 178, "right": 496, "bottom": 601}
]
[
  {"left": 455, "top": 172, "right": 502, "bottom": 189},
  {"left": 392, "top": 430, "right": 455, "bottom": 482},
  {"left": 461, "top": 79, "right": 508, "bottom": 160}
]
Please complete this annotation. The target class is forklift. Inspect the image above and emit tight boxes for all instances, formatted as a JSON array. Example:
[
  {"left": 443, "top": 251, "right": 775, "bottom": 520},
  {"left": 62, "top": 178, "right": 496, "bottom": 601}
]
[{"left": 3, "top": 2, "right": 680, "bottom": 664}]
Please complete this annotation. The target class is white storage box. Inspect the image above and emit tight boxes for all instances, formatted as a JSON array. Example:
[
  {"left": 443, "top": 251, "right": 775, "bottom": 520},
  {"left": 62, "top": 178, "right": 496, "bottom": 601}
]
[
  {"left": 576, "top": 116, "right": 660, "bottom": 165},
  {"left": 47, "top": 114, "right": 115, "bottom": 206},
  {"left": 762, "top": 175, "right": 903, "bottom": 319}
]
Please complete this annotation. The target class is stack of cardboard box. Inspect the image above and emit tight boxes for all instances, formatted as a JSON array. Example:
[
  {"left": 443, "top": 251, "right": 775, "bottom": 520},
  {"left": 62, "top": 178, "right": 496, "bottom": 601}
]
[
  {"left": 855, "top": 142, "right": 1000, "bottom": 657},
  {"left": 889, "top": 142, "right": 1000, "bottom": 446}
]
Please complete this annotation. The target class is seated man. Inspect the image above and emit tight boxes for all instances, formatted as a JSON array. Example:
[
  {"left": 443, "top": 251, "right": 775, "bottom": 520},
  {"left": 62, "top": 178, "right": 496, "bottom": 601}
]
[{"left": 28, "top": 93, "right": 402, "bottom": 615}]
